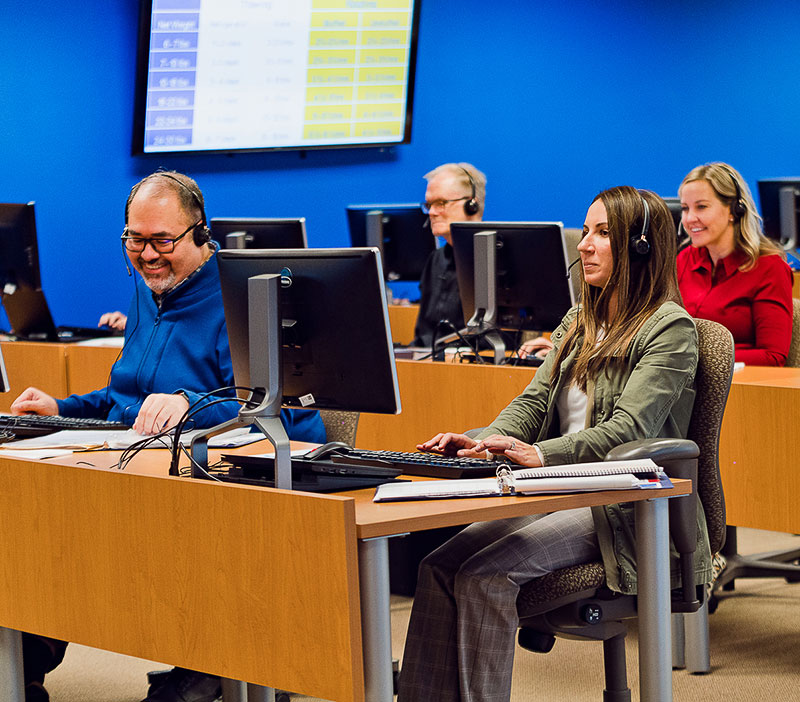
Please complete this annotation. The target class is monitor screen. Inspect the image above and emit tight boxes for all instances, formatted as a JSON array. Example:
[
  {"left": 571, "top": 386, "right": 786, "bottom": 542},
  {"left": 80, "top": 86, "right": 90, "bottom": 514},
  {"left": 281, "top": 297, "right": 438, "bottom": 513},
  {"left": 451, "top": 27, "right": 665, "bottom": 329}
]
[
  {"left": 346, "top": 203, "right": 432, "bottom": 281},
  {"left": 133, "top": 0, "right": 421, "bottom": 155},
  {"left": 661, "top": 197, "right": 682, "bottom": 239},
  {"left": 217, "top": 247, "right": 401, "bottom": 415},
  {"left": 757, "top": 179, "right": 800, "bottom": 249},
  {"left": 0, "top": 202, "right": 41, "bottom": 291},
  {"left": 450, "top": 221, "right": 576, "bottom": 333},
  {"left": 210, "top": 218, "right": 308, "bottom": 250},
  {"left": 0, "top": 343, "right": 8, "bottom": 393}
]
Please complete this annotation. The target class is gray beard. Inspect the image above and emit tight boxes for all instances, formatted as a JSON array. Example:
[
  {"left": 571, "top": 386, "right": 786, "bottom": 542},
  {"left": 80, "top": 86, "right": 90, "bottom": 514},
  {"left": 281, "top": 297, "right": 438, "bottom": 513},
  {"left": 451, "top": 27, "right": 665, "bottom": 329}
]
[{"left": 141, "top": 269, "right": 177, "bottom": 294}]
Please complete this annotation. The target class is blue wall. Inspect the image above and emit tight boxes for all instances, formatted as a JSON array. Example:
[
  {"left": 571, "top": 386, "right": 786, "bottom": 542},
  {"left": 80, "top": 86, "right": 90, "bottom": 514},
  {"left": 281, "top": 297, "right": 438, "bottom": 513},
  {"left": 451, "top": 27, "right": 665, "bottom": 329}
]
[{"left": 2, "top": 0, "right": 799, "bottom": 327}]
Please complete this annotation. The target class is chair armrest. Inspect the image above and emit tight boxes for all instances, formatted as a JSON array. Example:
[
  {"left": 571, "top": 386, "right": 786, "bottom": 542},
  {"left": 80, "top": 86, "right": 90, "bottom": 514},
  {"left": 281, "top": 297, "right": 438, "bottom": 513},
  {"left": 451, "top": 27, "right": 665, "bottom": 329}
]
[{"left": 606, "top": 438, "right": 700, "bottom": 608}]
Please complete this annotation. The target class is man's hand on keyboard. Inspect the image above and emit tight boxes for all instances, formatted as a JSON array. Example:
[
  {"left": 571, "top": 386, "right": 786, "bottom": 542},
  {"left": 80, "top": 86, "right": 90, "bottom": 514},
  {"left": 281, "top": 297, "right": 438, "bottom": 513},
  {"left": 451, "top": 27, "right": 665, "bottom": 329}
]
[
  {"left": 133, "top": 393, "right": 190, "bottom": 435},
  {"left": 417, "top": 432, "right": 479, "bottom": 457},
  {"left": 10, "top": 387, "right": 58, "bottom": 416}
]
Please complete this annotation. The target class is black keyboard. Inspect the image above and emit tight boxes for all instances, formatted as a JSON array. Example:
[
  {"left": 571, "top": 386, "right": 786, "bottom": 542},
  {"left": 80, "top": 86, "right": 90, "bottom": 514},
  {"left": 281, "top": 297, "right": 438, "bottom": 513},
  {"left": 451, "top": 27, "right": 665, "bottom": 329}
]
[
  {"left": 329, "top": 449, "right": 503, "bottom": 479},
  {"left": 221, "top": 453, "right": 403, "bottom": 493},
  {"left": 0, "top": 414, "right": 130, "bottom": 438}
]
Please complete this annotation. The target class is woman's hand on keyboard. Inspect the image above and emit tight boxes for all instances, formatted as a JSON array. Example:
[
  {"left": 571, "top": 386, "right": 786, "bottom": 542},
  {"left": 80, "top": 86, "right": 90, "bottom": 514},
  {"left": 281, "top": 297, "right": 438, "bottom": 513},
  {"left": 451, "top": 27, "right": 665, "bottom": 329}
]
[
  {"left": 417, "top": 433, "right": 479, "bottom": 457},
  {"left": 10, "top": 387, "right": 58, "bottom": 416},
  {"left": 472, "top": 434, "right": 543, "bottom": 467}
]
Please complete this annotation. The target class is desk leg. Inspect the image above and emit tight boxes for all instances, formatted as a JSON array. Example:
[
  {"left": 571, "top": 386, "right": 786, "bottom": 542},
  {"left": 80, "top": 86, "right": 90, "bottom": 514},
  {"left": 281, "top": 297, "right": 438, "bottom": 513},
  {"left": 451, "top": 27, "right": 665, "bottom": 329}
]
[
  {"left": 0, "top": 627, "right": 24, "bottom": 702},
  {"left": 635, "top": 496, "right": 672, "bottom": 702},
  {"left": 359, "top": 536, "right": 394, "bottom": 702}
]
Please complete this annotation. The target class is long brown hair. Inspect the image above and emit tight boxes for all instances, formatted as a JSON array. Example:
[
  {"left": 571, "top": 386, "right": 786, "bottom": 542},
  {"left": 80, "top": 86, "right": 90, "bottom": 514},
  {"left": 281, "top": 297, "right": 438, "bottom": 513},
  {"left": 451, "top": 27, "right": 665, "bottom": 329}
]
[{"left": 549, "top": 187, "right": 683, "bottom": 390}]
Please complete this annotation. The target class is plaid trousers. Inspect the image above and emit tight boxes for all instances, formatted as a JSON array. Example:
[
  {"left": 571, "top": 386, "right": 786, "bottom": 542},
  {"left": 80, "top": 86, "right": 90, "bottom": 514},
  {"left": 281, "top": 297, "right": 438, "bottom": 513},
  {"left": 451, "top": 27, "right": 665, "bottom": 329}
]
[{"left": 398, "top": 507, "right": 600, "bottom": 702}]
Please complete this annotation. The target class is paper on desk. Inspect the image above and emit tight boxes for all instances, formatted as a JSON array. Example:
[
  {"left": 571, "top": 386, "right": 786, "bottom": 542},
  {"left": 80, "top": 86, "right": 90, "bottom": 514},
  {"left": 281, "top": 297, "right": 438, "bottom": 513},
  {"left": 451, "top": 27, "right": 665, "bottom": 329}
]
[
  {"left": 0, "top": 427, "right": 265, "bottom": 451},
  {"left": 0, "top": 448, "right": 76, "bottom": 459}
]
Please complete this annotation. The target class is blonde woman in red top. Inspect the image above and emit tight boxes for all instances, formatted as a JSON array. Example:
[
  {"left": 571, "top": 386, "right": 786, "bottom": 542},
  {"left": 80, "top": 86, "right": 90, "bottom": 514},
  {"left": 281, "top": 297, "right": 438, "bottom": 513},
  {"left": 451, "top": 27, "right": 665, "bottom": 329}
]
[{"left": 678, "top": 162, "right": 793, "bottom": 366}]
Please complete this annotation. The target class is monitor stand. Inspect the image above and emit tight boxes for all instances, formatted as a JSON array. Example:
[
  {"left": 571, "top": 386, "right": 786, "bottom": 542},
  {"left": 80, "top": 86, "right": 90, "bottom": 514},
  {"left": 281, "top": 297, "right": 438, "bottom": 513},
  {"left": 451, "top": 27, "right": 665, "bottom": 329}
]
[
  {"left": 434, "top": 230, "right": 506, "bottom": 364},
  {"left": 187, "top": 273, "right": 292, "bottom": 489}
]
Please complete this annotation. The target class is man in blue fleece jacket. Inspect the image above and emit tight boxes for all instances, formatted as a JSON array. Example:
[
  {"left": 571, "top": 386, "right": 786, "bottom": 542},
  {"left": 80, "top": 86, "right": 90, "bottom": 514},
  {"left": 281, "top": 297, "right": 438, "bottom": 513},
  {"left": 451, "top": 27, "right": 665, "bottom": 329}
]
[
  {"left": 9, "top": 171, "right": 324, "bottom": 702},
  {"left": 11, "top": 171, "right": 325, "bottom": 441}
]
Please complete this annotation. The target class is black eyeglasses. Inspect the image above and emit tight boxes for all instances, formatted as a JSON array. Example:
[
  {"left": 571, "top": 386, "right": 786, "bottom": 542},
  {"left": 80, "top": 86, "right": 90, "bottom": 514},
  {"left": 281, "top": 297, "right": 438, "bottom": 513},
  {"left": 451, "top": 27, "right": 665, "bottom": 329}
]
[
  {"left": 421, "top": 197, "right": 470, "bottom": 214},
  {"left": 121, "top": 220, "right": 202, "bottom": 253}
]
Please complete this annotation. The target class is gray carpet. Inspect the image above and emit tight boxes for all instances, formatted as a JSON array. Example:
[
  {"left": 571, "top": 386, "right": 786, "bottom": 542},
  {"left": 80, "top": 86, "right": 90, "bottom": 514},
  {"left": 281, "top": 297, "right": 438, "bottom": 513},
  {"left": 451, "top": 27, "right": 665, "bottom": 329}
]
[{"left": 44, "top": 527, "right": 800, "bottom": 701}]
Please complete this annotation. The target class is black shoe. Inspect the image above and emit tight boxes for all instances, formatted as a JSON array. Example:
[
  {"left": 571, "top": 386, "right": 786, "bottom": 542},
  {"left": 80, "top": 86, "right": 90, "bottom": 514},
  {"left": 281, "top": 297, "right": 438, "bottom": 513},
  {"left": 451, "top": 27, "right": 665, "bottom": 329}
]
[{"left": 140, "top": 667, "right": 221, "bottom": 702}]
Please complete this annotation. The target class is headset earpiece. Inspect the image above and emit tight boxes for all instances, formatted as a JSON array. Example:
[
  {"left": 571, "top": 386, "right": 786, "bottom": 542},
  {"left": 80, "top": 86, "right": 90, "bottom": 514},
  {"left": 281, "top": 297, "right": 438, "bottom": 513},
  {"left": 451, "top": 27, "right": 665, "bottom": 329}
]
[
  {"left": 629, "top": 192, "right": 651, "bottom": 258},
  {"left": 729, "top": 177, "right": 747, "bottom": 220},
  {"left": 192, "top": 224, "right": 212, "bottom": 246},
  {"left": 460, "top": 166, "right": 480, "bottom": 216}
]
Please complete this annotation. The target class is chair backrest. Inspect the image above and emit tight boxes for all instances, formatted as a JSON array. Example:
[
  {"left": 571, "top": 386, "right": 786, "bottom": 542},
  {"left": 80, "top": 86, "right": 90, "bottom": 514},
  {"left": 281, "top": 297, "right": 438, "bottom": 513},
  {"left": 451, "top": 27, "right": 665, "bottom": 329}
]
[
  {"left": 787, "top": 298, "right": 800, "bottom": 368},
  {"left": 687, "top": 318, "right": 735, "bottom": 554},
  {"left": 563, "top": 227, "right": 583, "bottom": 302},
  {"left": 318, "top": 410, "right": 360, "bottom": 446}
]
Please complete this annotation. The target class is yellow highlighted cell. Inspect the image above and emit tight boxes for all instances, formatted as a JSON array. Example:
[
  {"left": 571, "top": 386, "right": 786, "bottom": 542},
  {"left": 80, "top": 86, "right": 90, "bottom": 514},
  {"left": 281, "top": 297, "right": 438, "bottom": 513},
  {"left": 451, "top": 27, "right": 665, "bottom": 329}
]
[
  {"left": 308, "top": 49, "right": 356, "bottom": 66},
  {"left": 311, "top": 13, "right": 357, "bottom": 28},
  {"left": 357, "top": 84, "right": 404, "bottom": 100},
  {"left": 359, "top": 48, "right": 407, "bottom": 65},
  {"left": 356, "top": 103, "right": 402, "bottom": 119},
  {"left": 306, "top": 86, "right": 355, "bottom": 103},
  {"left": 304, "top": 105, "right": 354, "bottom": 121},
  {"left": 358, "top": 67, "right": 406, "bottom": 83},
  {"left": 313, "top": 0, "right": 411, "bottom": 8},
  {"left": 309, "top": 31, "right": 357, "bottom": 47},
  {"left": 360, "top": 30, "right": 408, "bottom": 47},
  {"left": 304, "top": 124, "right": 353, "bottom": 139},
  {"left": 354, "top": 122, "right": 402, "bottom": 138},
  {"left": 361, "top": 12, "right": 408, "bottom": 28},
  {"left": 307, "top": 67, "right": 355, "bottom": 84}
]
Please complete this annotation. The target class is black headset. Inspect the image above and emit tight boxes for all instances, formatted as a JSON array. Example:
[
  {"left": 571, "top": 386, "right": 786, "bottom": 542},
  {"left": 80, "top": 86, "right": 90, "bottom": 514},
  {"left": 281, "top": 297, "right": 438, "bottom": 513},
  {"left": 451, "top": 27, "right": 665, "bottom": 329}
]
[
  {"left": 721, "top": 165, "right": 747, "bottom": 220},
  {"left": 459, "top": 166, "right": 480, "bottom": 216},
  {"left": 125, "top": 171, "right": 211, "bottom": 246},
  {"left": 629, "top": 190, "right": 651, "bottom": 257}
]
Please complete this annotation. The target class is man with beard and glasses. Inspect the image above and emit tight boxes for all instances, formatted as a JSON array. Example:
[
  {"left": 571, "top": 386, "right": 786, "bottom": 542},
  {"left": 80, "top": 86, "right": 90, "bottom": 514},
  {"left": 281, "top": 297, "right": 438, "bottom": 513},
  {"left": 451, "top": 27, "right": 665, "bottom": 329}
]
[{"left": 9, "top": 170, "right": 324, "bottom": 702}]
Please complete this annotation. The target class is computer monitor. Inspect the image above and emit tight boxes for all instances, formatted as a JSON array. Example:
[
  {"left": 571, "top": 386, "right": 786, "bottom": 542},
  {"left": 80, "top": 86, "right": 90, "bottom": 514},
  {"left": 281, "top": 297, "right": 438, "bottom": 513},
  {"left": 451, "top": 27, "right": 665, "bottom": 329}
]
[
  {"left": 757, "top": 179, "right": 800, "bottom": 250},
  {"left": 218, "top": 247, "right": 401, "bottom": 415},
  {"left": 450, "top": 221, "right": 576, "bottom": 362},
  {"left": 0, "top": 202, "right": 41, "bottom": 290},
  {"left": 210, "top": 217, "right": 308, "bottom": 250},
  {"left": 661, "top": 197, "right": 683, "bottom": 239},
  {"left": 346, "top": 204, "right": 433, "bottom": 281},
  {"left": 0, "top": 344, "right": 8, "bottom": 393}
]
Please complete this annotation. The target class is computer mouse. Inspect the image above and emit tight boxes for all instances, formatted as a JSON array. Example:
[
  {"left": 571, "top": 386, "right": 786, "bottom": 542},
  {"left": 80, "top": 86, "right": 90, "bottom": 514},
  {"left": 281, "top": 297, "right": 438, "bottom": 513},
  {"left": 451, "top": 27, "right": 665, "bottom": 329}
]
[{"left": 303, "top": 441, "right": 353, "bottom": 461}]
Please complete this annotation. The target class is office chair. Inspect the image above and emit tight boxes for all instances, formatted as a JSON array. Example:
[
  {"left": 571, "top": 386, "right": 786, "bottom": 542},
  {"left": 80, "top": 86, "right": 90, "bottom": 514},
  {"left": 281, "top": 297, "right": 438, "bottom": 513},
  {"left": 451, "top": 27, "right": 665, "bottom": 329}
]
[
  {"left": 709, "top": 297, "right": 800, "bottom": 610},
  {"left": 318, "top": 409, "right": 360, "bottom": 446},
  {"left": 515, "top": 318, "right": 734, "bottom": 699},
  {"left": 563, "top": 227, "right": 583, "bottom": 302}
]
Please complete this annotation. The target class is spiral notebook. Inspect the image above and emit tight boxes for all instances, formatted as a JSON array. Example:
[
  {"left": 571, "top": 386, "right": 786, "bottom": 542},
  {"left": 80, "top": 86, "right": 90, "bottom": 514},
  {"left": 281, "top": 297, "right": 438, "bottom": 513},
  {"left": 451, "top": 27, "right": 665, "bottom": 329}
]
[{"left": 373, "top": 458, "right": 672, "bottom": 502}]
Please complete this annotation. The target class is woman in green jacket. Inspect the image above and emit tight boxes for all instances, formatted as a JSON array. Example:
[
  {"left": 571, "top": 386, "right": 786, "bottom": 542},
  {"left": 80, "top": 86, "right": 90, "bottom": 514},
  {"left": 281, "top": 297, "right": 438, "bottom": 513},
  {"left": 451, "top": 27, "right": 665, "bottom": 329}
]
[{"left": 398, "top": 186, "right": 710, "bottom": 702}]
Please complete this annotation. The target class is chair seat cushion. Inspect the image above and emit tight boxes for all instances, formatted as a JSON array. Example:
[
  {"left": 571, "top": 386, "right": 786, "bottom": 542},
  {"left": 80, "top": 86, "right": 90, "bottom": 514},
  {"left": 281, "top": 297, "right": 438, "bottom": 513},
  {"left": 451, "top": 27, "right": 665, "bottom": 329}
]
[{"left": 517, "top": 561, "right": 606, "bottom": 616}]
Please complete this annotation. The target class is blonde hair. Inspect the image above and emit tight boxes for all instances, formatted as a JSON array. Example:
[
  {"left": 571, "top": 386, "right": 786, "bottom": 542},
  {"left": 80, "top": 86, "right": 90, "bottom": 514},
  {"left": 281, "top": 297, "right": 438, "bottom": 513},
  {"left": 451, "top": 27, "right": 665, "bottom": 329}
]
[
  {"left": 679, "top": 162, "right": 784, "bottom": 271},
  {"left": 549, "top": 187, "right": 683, "bottom": 391}
]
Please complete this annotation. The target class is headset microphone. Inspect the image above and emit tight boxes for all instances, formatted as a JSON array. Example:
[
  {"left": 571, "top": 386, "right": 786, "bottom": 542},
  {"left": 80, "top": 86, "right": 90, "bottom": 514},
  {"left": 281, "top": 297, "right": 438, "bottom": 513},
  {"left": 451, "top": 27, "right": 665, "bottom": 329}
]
[
  {"left": 566, "top": 257, "right": 581, "bottom": 278},
  {"left": 121, "top": 240, "right": 133, "bottom": 277},
  {"left": 423, "top": 216, "right": 430, "bottom": 228}
]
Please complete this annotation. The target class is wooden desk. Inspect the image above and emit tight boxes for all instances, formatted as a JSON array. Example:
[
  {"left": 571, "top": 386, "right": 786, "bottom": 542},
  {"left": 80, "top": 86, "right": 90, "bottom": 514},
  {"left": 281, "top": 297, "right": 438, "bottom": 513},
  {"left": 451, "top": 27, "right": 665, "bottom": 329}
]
[
  {"left": 0, "top": 446, "right": 688, "bottom": 702},
  {"left": 357, "top": 360, "right": 535, "bottom": 451},
  {"left": 718, "top": 366, "right": 800, "bottom": 533},
  {"left": 387, "top": 303, "right": 419, "bottom": 346}
]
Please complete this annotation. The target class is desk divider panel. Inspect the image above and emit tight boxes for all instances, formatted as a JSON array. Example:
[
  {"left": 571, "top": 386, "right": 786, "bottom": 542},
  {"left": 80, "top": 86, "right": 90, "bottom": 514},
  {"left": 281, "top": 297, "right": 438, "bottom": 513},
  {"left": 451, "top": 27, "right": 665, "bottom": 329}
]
[
  {"left": 0, "top": 456, "right": 365, "bottom": 702},
  {"left": 0, "top": 342, "right": 68, "bottom": 413}
]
